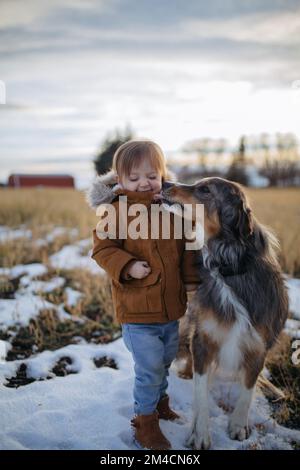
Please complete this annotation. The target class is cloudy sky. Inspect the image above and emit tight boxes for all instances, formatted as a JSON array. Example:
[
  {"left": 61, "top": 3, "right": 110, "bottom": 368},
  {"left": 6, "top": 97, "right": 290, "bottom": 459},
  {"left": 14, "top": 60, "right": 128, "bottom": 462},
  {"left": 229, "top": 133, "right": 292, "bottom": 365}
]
[{"left": 0, "top": 0, "right": 300, "bottom": 186}]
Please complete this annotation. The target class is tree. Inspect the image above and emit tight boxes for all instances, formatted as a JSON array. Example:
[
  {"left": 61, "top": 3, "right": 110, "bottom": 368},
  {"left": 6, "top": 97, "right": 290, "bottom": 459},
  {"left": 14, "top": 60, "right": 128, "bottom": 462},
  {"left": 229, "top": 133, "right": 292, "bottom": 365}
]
[
  {"left": 260, "top": 133, "right": 270, "bottom": 166},
  {"left": 226, "top": 136, "right": 249, "bottom": 186},
  {"left": 93, "top": 125, "right": 134, "bottom": 175},
  {"left": 260, "top": 133, "right": 300, "bottom": 186}
]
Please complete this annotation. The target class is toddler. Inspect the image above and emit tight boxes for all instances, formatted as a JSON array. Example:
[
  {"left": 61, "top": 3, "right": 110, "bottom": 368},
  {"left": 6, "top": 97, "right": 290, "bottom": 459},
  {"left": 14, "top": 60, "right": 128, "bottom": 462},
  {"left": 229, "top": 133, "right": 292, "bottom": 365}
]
[{"left": 88, "top": 140, "right": 201, "bottom": 449}]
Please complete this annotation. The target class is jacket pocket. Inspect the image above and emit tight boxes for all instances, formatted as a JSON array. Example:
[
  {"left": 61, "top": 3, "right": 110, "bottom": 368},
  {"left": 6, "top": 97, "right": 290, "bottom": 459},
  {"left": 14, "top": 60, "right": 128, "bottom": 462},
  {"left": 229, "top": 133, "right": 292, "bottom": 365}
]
[{"left": 113, "top": 268, "right": 162, "bottom": 314}]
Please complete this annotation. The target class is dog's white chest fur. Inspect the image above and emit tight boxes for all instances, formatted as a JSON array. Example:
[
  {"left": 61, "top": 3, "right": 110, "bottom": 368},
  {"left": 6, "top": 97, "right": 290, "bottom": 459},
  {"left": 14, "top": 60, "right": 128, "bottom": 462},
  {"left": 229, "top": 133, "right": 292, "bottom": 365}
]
[
  {"left": 220, "top": 323, "right": 243, "bottom": 372},
  {"left": 201, "top": 318, "right": 243, "bottom": 372}
]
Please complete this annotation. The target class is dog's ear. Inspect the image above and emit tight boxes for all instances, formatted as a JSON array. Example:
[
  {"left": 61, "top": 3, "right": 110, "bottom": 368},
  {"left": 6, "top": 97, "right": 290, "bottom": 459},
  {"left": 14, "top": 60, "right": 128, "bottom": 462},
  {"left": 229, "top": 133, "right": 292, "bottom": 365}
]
[{"left": 237, "top": 201, "right": 253, "bottom": 240}]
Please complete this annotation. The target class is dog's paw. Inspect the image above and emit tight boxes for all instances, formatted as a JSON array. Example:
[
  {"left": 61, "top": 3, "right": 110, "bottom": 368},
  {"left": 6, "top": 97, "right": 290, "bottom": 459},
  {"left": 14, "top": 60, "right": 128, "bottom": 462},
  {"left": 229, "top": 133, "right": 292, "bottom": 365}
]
[
  {"left": 228, "top": 422, "right": 250, "bottom": 441},
  {"left": 185, "top": 427, "right": 211, "bottom": 450}
]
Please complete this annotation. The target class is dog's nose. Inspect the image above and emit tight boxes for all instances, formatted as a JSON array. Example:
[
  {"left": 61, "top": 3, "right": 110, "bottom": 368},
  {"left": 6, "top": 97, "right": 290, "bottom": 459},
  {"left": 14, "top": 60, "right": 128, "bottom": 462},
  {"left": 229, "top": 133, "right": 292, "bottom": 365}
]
[{"left": 162, "top": 180, "right": 174, "bottom": 190}]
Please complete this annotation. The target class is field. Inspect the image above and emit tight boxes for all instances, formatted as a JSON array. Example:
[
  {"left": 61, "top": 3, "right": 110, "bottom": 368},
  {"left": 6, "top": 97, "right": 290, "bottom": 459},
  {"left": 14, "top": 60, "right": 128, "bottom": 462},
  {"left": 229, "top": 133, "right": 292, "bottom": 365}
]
[
  {"left": 245, "top": 187, "right": 300, "bottom": 276},
  {"left": 0, "top": 187, "right": 300, "bottom": 450},
  {"left": 1, "top": 187, "right": 299, "bottom": 274}
]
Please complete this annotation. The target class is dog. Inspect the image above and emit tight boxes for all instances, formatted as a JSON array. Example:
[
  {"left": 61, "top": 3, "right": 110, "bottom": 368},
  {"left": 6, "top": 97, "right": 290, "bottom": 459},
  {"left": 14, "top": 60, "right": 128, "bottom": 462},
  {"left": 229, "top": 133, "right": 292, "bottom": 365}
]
[{"left": 161, "top": 177, "right": 289, "bottom": 449}]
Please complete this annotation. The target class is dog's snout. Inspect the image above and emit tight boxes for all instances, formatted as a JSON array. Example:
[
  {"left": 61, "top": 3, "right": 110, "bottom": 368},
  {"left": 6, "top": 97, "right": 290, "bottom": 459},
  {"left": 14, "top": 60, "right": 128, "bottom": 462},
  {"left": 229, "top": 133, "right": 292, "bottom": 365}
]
[{"left": 162, "top": 181, "right": 174, "bottom": 190}]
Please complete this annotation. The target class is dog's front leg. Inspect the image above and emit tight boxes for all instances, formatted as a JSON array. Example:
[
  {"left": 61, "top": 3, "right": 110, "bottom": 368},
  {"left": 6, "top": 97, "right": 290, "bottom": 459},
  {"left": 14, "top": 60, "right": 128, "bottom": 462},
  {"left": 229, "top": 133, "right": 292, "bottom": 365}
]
[
  {"left": 228, "top": 382, "right": 254, "bottom": 441},
  {"left": 186, "top": 370, "right": 211, "bottom": 450},
  {"left": 229, "top": 353, "right": 264, "bottom": 441}
]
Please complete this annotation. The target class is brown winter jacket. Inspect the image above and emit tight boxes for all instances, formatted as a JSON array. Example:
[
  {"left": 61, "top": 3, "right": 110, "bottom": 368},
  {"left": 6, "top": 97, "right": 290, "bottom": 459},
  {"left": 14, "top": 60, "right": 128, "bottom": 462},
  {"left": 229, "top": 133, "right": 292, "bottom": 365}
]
[{"left": 87, "top": 171, "right": 202, "bottom": 324}]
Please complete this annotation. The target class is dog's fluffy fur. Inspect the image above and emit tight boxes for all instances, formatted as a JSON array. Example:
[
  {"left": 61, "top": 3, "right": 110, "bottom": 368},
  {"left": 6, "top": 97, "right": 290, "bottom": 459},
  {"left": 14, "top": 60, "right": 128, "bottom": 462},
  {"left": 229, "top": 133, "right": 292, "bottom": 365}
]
[{"left": 162, "top": 177, "right": 289, "bottom": 449}]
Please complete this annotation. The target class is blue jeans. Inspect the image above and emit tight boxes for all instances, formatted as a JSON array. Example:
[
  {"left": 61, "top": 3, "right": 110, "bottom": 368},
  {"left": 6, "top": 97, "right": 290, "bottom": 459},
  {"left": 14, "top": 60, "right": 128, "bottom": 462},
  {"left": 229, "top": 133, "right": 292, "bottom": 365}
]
[{"left": 121, "top": 320, "right": 179, "bottom": 416}]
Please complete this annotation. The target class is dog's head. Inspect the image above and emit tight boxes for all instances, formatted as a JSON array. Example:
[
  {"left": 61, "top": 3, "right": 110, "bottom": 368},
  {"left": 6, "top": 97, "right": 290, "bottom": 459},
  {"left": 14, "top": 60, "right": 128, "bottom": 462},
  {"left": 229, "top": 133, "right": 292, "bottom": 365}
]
[{"left": 162, "top": 177, "right": 253, "bottom": 242}]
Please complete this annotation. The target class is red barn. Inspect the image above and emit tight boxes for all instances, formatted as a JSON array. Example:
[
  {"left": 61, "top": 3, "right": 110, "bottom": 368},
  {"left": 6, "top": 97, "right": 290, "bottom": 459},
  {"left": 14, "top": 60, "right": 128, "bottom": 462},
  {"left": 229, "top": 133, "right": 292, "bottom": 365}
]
[{"left": 8, "top": 174, "right": 75, "bottom": 189}]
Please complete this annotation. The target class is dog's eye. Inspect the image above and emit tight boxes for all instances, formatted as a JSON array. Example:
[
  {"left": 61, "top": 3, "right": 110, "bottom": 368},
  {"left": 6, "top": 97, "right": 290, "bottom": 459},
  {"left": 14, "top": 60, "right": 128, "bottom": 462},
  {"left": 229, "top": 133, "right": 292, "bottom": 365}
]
[{"left": 197, "top": 185, "right": 210, "bottom": 193}]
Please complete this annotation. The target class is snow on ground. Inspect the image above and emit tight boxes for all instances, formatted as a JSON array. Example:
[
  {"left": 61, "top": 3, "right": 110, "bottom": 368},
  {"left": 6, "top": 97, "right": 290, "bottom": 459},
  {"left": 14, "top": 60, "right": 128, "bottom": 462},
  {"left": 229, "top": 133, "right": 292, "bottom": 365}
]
[
  {"left": 43, "top": 227, "right": 78, "bottom": 245},
  {"left": 0, "top": 295, "right": 59, "bottom": 329},
  {"left": 64, "top": 287, "right": 83, "bottom": 307},
  {"left": 0, "top": 339, "right": 300, "bottom": 450},
  {"left": 0, "top": 225, "right": 32, "bottom": 242},
  {"left": 49, "top": 239, "right": 104, "bottom": 275},
  {"left": 0, "top": 232, "right": 102, "bottom": 331},
  {"left": 36, "top": 227, "right": 79, "bottom": 248},
  {"left": 0, "top": 225, "right": 79, "bottom": 246},
  {"left": 0, "top": 264, "right": 76, "bottom": 329},
  {"left": 0, "top": 240, "right": 101, "bottom": 278},
  {"left": 0, "top": 262, "right": 47, "bottom": 279},
  {"left": 286, "top": 277, "right": 300, "bottom": 320},
  {"left": 0, "top": 226, "right": 300, "bottom": 450},
  {"left": 285, "top": 319, "right": 300, "bottom": 339},
  {"left": 20, "top": 276, "right": 66, "bottom": 293}
]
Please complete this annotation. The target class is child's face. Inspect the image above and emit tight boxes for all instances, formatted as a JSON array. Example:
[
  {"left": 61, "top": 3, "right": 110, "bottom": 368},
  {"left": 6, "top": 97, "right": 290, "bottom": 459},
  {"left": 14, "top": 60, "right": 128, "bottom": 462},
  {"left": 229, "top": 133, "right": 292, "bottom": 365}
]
[{"left": 118, "top": 159, "right": 162, "bottom": 193}]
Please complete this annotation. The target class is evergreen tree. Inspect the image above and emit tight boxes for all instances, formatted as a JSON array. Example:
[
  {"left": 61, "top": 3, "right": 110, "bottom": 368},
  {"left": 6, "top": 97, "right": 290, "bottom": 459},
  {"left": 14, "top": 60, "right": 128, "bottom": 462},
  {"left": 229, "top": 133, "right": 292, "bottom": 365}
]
[
  {"left": 93, "top": 125, "right": 134, "bottom": 175},
  {"left": 226, "top": 135, "right": 249, "bottom": 186}
]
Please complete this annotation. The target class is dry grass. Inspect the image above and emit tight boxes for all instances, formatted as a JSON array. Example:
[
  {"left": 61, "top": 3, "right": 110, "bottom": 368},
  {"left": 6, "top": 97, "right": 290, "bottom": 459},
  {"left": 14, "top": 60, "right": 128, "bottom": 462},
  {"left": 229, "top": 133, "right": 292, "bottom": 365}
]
[
  {"left": 0, "top": 188, "right": 97, "bottom": 238},
  {"left": 266, "top": 332, "right": 300, "bottom": 430},
  {"left": 0, "top": 188, "right": 98, "bottom": 268},
  {"left": 245, "top": 187, "right": 300, "bottom": 276},
  {"left": 60, "top": 268, "right": 115, "bottom": 322},
  {"left": 0, "top": 263, "right": 118, "bottom": 359},
  {"left": 0, "top": 238, "right": 49, "bottom": 268},
  {"left": 0, "top": 308, "right": 120, "bottom": 361},
  {"left": 0, "top": 189, "right": 119, "bottom": 356},
  {"left": 13, "top": 265, "right": 115, "bottom": 326},
  {"left": 1, "top": 186, "right": 299, "bottom": 274},
  {"left": 36, "top": 267, "right": 115, "bottom": 324}
]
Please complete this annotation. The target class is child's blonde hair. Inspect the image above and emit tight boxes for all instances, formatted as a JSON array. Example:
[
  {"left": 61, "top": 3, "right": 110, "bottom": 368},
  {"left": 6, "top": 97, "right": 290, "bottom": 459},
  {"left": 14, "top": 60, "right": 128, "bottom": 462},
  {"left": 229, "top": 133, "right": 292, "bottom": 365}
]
[{"left": 112, "top": 139, "right": 167, "bottom": 180}]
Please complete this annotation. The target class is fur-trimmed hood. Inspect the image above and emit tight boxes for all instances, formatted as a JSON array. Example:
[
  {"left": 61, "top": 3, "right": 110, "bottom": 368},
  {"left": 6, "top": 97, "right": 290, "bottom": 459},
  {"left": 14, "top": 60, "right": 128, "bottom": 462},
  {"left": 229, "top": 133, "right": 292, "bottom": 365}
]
[{"left": 86, "top": 168, "right": 177, "bottom": 209}]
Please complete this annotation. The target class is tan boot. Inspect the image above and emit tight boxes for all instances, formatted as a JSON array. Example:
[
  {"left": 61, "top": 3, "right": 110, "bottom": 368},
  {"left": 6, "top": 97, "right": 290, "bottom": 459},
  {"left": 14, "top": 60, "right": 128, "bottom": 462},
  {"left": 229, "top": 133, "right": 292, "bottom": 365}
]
[
  {"left": 157, "top": 395, "right": 180, "bottom": 421},
  {"left": 131, "top": 411, "right": 171, "bottom": 450}
]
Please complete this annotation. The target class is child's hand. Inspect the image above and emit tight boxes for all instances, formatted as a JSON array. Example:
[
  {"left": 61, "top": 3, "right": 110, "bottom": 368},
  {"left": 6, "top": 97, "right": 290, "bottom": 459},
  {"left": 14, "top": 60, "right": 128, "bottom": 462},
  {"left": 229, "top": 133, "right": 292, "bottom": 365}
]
[
  {"left": 122, "top": 260, "right": 151, "bottom": 280},
  {"left": 129, "top": 261, "right": 151, "bottom": 279}
]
